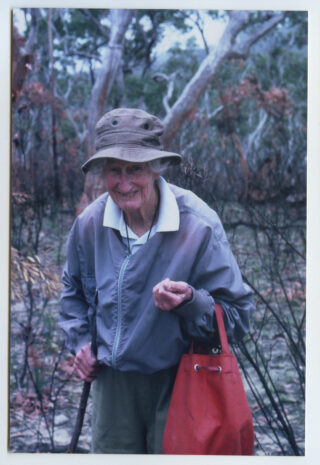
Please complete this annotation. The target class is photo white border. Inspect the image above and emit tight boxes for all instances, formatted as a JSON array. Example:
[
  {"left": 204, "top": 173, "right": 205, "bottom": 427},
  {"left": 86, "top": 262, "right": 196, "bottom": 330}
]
[{"left": 1, "top": 1, "right": 319, "bottom": 464}]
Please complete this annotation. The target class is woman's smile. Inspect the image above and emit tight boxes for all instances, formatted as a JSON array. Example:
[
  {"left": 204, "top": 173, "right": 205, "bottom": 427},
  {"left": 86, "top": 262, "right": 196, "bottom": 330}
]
[
  {"left": 103, "top": 159, "right": 160, "bottom": 233},
  {"left": 114, "top": 189, "right": 143, "bottom": 207},
  {"left": 116, "top": 190, "right": 139, "bottom": 199}
]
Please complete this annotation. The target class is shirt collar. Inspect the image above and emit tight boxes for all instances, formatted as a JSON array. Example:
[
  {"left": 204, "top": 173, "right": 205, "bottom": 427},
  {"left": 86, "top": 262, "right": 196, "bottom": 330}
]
[{"left": 103, "top": 176, "right": 180, "bottom": 236}]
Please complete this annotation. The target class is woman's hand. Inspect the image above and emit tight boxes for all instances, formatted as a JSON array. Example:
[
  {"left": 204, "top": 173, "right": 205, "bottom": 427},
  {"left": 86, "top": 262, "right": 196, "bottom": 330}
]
[
  {"left": 74, "top": 343, "right": 101, "bottom": 382},
  {"left": 153, "top": 278, "right": 193, "bottom": 311}
]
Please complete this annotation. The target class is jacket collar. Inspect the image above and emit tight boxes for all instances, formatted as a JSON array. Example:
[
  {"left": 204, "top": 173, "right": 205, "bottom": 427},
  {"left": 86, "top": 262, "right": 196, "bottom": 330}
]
[{"left": 103, "top": 176, "right": 180, "bottom": 238}]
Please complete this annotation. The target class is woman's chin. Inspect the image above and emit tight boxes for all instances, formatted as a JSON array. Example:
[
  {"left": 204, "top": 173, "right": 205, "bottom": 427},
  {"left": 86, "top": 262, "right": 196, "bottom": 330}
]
[{"left": 118, "top": 199, "right": 141, "bottom": 212}]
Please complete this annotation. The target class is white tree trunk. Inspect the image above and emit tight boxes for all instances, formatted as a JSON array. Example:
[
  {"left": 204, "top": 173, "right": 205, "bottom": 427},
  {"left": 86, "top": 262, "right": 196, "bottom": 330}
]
[
  {"left": 87, "top": 9, "right": 134, "bottom": 155},
  {"left": 78, "top": 9, "right": 134, "bottom": 212},
  {"left": 162, "top": 11, "right": 285, "bottom": 147}
]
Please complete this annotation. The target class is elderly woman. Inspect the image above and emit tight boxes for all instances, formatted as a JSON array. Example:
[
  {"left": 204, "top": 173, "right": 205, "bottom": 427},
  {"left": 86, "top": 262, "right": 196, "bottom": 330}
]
[{"left": 59, "top": 108, "right": 254, "bottom": 454}]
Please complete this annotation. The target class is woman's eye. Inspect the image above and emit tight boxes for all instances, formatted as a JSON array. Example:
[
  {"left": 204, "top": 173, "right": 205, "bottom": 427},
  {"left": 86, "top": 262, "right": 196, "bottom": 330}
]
[
  {"left": 132, "top": 166, "right": 143, "bottom": 173},
  {"left": 109, "top": 168, "right": 120, "bottom": 175}
]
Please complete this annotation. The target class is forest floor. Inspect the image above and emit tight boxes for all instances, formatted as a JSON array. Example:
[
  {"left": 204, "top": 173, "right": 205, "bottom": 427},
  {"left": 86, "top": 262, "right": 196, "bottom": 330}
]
[{"left": 8, "top": 202, "right": 306, "bottom": 455}]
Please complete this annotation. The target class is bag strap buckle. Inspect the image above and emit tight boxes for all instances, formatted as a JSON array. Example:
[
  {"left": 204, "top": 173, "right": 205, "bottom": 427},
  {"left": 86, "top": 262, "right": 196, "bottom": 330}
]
[{"left": 194, "top": 363, "right": 222, "bottom": 373}]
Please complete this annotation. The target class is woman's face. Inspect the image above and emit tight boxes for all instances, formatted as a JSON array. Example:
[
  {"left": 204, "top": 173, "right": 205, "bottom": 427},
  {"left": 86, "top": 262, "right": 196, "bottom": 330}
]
[{"left": 103, "top": 159, "right": 159, "bottom": 214}]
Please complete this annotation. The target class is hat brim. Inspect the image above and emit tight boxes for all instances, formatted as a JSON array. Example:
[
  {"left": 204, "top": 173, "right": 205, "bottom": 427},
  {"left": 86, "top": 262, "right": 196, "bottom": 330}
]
[{"left": 81, "top": 145, "right": 182, "bottom": 174}]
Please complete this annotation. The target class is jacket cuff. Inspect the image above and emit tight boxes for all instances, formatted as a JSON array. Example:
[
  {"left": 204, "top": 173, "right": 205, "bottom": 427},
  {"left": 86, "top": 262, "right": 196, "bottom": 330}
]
[
  {"left": 72, "top": 334, "right": 92, "bottom": 355},
  {"left": 172, "top": 287, "right": 214, "bottom": 321}
]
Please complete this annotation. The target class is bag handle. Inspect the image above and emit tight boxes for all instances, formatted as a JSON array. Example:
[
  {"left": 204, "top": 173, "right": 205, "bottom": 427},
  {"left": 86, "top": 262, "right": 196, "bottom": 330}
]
[
  {"left": 214, "top": 303, "right": 231, "bottom": 355},
  {"left": 188, "top": 303, "right": 230, "bottom": 356}
]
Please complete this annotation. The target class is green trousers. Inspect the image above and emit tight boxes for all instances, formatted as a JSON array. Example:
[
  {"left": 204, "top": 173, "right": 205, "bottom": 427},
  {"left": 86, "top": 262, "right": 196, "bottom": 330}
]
[{"left": 91, "top": 364, "right": 177, "bottom": 454}]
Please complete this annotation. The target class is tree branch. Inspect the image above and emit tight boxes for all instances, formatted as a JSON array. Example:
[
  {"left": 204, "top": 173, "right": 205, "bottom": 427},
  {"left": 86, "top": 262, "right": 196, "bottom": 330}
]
[
  {"left": 246, "top": 109, "right": 269, "bottom": 155},
  {"left": 64, "top": 108, "right": 88, "bottom": 144},
  {"left": 161, "top": 11, "right": 286, "bottom": 147},
  {"left": 162, "top": 11, "right": 250, "bottom": 146},
  {"left": 208, "top": 104, "right": 224, "bottom": 119},
  {"left": 79, "top": 9, "right": 109, "bottom": 38},
  {"left": 25, "top": 9, "right": 40, "bottom": 52},
  {"left": 152, "top": 72, "right": 178, "bottom": 115},
  {"left": 229, "top": 12, "right": 287, "bottom": 58}
]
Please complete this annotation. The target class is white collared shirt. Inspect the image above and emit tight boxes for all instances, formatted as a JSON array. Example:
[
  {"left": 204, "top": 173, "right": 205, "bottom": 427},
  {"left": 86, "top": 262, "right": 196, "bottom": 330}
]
[{"left": 103, "top": 176, "right": 180, "bottom": 254}]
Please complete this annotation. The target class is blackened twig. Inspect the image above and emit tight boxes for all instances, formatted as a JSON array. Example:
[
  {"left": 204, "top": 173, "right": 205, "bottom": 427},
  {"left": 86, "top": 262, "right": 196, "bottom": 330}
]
[{"left": 67, "top": 381, "right": 92, "bottom": 453}]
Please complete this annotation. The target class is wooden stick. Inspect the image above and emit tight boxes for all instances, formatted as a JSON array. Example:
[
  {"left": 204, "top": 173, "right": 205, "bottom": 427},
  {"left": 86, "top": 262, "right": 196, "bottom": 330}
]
[
  {"left": 67, "top": 381, "right": 92, "bottom": 453},
  {"left": 68, "top": 299, "right": 98, "bottom": 453}
]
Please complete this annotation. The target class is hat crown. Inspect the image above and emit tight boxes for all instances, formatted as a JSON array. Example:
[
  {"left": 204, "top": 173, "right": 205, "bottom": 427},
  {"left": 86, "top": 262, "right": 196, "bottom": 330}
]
[
  {"left": 81, "top": 108, "right": 181, "bottom": 174},
  {"left": 95, "top": 108, "right": 164, "bottom": 152}
]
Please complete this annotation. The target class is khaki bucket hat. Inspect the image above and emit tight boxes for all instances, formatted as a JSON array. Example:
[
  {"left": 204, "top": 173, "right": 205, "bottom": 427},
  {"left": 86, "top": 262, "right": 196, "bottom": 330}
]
[{"left": 81, "top": 108, "right": 182, "bottom": 174}]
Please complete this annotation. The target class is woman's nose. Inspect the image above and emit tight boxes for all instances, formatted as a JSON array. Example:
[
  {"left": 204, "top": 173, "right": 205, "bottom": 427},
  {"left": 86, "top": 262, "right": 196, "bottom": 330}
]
[{"left": 118, "top": 172, "right": 132, "bottom": 192}]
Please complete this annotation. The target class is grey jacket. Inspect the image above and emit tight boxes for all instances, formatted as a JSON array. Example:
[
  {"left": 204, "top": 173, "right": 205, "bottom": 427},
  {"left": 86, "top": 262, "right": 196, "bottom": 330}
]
[{"left": 59, "top": 184, "right": 254, "bottom": 374}]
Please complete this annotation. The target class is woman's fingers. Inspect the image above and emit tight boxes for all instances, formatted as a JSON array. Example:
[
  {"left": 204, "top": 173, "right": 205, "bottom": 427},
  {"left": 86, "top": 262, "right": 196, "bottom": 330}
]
[
  {"left": 74, "top": 343, "right": 100, "bottom": 382},
  {"left": 153, "top": 279, "right": 193, "bottom": 311},
  {"left": 164, "top": 280, "right": 189, "bottom": 294}
]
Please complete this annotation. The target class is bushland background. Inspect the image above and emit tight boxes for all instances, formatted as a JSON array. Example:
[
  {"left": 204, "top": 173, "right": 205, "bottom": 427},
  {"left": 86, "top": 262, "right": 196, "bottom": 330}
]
[{"left": 9, "top": 5, "right": 307, "bottom": 456}]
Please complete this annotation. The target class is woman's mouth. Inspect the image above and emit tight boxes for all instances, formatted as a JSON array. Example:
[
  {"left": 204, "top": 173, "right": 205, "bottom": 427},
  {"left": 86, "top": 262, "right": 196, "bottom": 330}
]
[{"left": 117, "top": 191, "right": 138, "bottom": 199}]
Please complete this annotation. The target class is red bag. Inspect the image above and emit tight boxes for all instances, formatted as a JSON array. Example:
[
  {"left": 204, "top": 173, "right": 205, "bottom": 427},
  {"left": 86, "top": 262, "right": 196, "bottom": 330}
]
[{"left": 162, "top": 303, "right": 254, "bottom": 455}]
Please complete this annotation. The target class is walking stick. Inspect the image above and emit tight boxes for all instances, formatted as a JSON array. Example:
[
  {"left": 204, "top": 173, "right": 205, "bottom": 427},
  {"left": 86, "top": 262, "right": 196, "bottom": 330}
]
[
  {"left": 67, "top": 307, "right": 98, "bottom": 453},
  {"left": 67, "top": 380, "right": 92, "bottom": 453}
]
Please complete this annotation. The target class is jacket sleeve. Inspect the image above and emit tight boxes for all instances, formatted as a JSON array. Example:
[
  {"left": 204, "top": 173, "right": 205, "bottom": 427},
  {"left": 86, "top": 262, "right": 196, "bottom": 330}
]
[
  {"left": 59, "top": 220, "right": 92, "bottom": 354},
  {"left": 172, "top": 216, "right": 255, "bottom": 345}
]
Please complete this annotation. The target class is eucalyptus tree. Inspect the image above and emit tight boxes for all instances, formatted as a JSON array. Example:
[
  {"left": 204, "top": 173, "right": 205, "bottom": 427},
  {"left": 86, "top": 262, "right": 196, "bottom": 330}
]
[
  {"left": 154, "top": 11, "right": 306, "bottom": 202},
  {"left": 11, "top": 8, "right": 306, "bottom": 216},
  {"left": 10, "top": 8, "right": 307, "bottom": 454},
  {"left": 74, "top": 9, "right": 290, "bottom": 206}
]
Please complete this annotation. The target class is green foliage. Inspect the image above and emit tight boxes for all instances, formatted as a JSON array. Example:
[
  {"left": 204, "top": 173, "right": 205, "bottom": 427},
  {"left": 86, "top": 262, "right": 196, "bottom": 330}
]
[
  {"left": 11, "top": 7, "right": 307, "bottom": 455},
  {"left": 68, "top": 9, "right": 109, "bottom": 38},
  {"left": 11, "top": 7, "right": 307, "bottom": 212}
]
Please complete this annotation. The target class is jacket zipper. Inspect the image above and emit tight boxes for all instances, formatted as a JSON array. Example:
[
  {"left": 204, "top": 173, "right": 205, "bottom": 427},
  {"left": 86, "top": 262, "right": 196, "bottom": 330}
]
[
  {"left": 111, "top": 254, "right": 131, "bottom": 368},
  {"left": 91, "top": 290, "right": 98, "bottom": 357}
]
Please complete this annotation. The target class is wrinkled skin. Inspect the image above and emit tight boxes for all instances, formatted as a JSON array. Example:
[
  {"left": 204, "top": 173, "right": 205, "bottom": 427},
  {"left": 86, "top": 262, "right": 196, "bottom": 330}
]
[
  {"left": 74, "top": 343, "right": 102, "bottom": 382},
  {"left": 152, "top": 277, "right": 193, "bottom": 311}
]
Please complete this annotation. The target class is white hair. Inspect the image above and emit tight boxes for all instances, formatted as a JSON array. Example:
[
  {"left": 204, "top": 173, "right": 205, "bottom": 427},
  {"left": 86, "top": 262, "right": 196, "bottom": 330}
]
[
  {"left": 148, "top": 158, "right": 171, "bottom": 174},
  {"left": 87, "top": 159, "right": 108, "bottom": 175}
]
